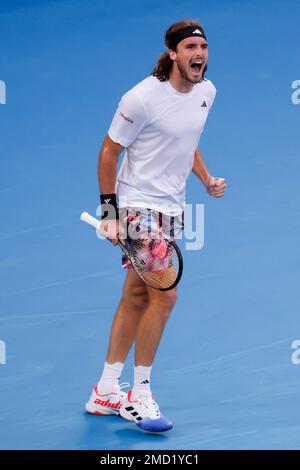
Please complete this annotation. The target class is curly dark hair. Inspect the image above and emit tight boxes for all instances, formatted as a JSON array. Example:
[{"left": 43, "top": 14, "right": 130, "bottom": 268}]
[{"left": 152, "top": 19, "right": 207, "bottom": 82}]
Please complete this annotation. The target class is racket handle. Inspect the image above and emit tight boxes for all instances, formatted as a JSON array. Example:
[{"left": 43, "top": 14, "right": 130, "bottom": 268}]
[
  {"left": 81, "top": 211, "right": 119, "bottom": 247},
  {"left": 80, "top": 211, "right": 101, "bottom": 230}
]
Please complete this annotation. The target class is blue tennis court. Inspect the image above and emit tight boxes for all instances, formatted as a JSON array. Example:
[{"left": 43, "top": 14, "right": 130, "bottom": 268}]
[{"left": 0, "top": 0, "right": 300, "bottom": 450}]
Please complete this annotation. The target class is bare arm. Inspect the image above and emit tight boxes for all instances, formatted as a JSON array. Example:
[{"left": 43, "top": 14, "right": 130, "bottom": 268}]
[
  {"left": 192, "top": 147, "right": 211, "bottom": 186},
  {"left": 192, "top": 147, "right": 227, "bottom": 198},
  {"left": 98, "top": 134, "right": 124, "bottom": 193},
  {"left": 98, "top": 134, "right": 125, "bottom": 244}
]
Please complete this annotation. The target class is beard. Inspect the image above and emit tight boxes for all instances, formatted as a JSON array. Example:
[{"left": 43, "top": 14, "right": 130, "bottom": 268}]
[{"left": 177, "top": 59, "right": 208, "bottom": 83}]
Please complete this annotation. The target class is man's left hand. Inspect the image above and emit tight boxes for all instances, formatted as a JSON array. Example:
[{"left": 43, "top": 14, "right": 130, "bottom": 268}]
[{"left": 206, "top": 176, "right": 227, "bottom": 198}]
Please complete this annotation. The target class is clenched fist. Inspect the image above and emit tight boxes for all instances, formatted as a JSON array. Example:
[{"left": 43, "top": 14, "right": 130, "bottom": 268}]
[{"left": 206, "top": 176, "right": 227, "bottom": 198}]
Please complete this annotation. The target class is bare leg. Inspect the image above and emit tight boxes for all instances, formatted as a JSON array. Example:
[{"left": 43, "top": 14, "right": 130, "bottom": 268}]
[
  {"left": 134, "top": 287, "right": 177, "bottom": 367},
  {"left": 106, "top": 270, "right": 149, "bottom": 364}
]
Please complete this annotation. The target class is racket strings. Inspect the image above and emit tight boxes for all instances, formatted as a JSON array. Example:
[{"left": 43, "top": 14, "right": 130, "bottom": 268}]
[{"left": 130, "top": 236, "right": 180, "bottom": 289}]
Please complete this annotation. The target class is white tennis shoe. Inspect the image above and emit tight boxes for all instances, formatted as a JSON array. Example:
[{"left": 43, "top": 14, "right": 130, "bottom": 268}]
[
  {"left": 120, "top": 390, "right": 173, "bottom": 432},
  {"left": 85, "top": 382, "right": 129, "bottom": 416}
]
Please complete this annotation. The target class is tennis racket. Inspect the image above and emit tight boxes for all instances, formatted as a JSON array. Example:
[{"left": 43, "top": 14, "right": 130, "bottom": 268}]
[{"left": 80, "top": 211, "right": 183, "bottom": 291}]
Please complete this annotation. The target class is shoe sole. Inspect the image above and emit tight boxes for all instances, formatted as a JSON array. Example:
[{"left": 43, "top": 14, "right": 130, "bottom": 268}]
[
  {"left": 137, "top": 422, "right": 173, "bottom": 433},
  {"left": 120, "top": 406, "right": 173, "bottom": 432}
]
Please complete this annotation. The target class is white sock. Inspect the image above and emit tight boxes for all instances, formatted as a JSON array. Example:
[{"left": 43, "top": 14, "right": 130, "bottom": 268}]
[
  {"left": 97, "top": 361, "right": 124, "bottom": 393},
  {"left": 132, "top": 365, "right": 152, "bottom": 397}
]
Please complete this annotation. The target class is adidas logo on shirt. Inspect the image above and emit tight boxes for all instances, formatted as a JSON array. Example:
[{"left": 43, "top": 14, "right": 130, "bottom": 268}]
[{"left": 201, "top": 100, "right": 207, "bottom": 108}]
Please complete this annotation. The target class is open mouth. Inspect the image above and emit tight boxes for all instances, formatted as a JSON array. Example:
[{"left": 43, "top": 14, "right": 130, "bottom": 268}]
[{"left": 190, "top": 61, "right": 203, "bottom": 74}]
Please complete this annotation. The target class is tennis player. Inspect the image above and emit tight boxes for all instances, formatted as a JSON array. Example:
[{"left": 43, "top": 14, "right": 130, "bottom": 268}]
[{"left": 85, "top": 19, "right": 227, "bottom": 433}]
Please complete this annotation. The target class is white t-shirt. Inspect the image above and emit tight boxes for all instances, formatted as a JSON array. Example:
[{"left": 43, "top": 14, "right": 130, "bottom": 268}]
[{"left": 108, "top": 75, "right": 216, "bottom": 215}]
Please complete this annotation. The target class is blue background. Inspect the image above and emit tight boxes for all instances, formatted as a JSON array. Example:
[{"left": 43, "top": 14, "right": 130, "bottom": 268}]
[{"left": 0, "top": 0, "right": 300, "bottom": 449}]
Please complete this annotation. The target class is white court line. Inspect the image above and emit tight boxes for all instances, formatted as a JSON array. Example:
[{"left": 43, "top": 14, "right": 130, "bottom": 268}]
[
  {"left": 163, "top": 337, "right": 292, "bottom": 376},
  {"left": 0, "top": 219, "right": 76, "bottom": 241},
  {"left": 0, "top": 270, "right": 111, "bottom": 297},
  {"left": 218, "top": 380, "right": 300, "bottom": 405},
  {"left": 0, "top": 308, "right": 111, "bottom": 322}
]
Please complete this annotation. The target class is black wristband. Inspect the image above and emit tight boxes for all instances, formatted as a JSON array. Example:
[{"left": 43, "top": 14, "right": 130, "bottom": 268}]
[{"left": 100, "top": 193, "right": 119, "bottom": 220}]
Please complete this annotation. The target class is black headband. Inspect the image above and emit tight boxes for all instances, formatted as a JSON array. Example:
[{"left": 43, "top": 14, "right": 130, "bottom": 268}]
[{"left": 168, "top": 26, "right": 207, "bottom": 51}]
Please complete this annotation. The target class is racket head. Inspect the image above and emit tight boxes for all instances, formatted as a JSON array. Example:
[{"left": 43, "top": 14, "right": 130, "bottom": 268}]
[{"left": 125, "top": 234, "right": 183, "bottom": 291}]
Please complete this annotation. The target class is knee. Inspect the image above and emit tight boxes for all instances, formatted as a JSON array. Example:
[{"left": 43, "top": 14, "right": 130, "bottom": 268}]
[
  {"left": 151, "top": 289, "right": 178, "bottom": 316},
  {"left": 164, "top": 290, "right": 178, "bottom": 311},
  {"left": 123, "top": 285, "right": 149, "bottom": 310}
]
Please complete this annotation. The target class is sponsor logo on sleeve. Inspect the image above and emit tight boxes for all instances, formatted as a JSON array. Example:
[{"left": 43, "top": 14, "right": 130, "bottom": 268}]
[{"left": 120, "top": 112, "right": 134, "bottom": 123}]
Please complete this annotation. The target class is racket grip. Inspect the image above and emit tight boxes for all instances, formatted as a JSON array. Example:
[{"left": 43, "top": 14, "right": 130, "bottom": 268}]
[
  {"left": 80, "top": 211, "right": 101, "bottom": 230},
  {"left": 80, "top": 211, "right": 116, "bottom": 246}
]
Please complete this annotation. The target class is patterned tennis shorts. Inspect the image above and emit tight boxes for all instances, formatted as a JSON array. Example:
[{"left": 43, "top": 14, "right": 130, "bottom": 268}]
[{"left": 119, "top": 207, "right": 184, "bottom": 269}]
